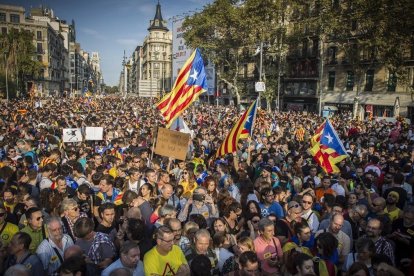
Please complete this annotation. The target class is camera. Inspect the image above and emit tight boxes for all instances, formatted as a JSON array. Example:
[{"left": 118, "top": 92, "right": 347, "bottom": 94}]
[{"left": 193, "top": 193, "right": 205, "bottom": 202}]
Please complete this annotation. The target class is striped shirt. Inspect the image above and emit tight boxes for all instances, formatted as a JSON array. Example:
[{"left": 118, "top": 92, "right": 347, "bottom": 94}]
[{"left": 36, "top": 234, "right": 74, "bottom": 275}]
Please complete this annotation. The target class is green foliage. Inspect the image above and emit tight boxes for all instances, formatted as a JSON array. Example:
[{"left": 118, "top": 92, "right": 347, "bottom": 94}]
[
  {"left": 0, "top": 28, "right": 44, "bottom": 98},
  {"left": 105, "top": 85, "right": 119, "bottom": 94}
]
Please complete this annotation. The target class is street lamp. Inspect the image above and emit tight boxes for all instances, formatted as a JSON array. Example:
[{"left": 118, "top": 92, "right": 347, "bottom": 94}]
[{"left": 4, "top": 49, "right": 9, "bottom": 101}]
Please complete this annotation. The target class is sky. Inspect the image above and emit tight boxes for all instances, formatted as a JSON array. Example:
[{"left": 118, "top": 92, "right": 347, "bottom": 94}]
[{"left": 4, "top": 0, "right": 213, "bottom": 86}]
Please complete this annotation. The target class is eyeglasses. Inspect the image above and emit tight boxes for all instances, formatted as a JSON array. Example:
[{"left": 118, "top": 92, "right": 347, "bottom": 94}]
[
  {"left": 288, "top": 204, "right": 300, "bottom": 210},
  {"left": 0, "top": 213, "right": 6, "bottom": 217},
  {"left": 159, "top": 238, "right": 174, "bottom": 243}
]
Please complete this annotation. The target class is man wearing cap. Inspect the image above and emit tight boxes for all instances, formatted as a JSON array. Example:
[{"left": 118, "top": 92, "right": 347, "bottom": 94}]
[{"left": 384, "top": 191, "right": 402, "bottom": 222}]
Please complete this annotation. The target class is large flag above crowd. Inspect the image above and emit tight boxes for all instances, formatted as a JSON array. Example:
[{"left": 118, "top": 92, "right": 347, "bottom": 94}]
[
  {"left": 309, "top": 119, "right": 348, "bottom": 174},
  {"left": 156, "top": 48, "right": 207, "bottom": 127},
  {"left": 216, "top": 99, "right": 258, "bottom": 157}
]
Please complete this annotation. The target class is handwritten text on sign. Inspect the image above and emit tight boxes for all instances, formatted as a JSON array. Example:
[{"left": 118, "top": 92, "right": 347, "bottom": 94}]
[{"left": 154, "top": 128, "right": 190, "bottom": 161}]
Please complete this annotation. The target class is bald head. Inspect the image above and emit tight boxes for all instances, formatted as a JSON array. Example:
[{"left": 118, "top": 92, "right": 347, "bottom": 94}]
[
  {"left": 126, "top": 207, "right": 142, "bottom": 220},
  {"left": 330, "top": 213, "right": 344, "bottom": 234},
  {"left": 372, "top": 197, "right": 386, "bottom": 209},
  {"left": 64, "top": 245, "right": 83, "bottom": 260}
]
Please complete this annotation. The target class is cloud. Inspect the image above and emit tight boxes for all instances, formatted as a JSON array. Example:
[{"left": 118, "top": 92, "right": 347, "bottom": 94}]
[{"left": 80, "top": 28, "right": 105, "bottom": 40}]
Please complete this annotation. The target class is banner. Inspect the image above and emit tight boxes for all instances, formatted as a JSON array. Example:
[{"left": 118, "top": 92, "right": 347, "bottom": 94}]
[
  {"left": 62, "top": 128, "right": 82, "bottom": 143},
  {"left": 154, "top": 127, "right": 190, "bottom": 161},
  {"left": 85, "top": 127, "right": 104, "bottom": 140}
]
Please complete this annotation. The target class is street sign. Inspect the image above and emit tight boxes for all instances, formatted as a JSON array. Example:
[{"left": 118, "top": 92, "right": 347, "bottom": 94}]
[{"left": 255, "top": 82, "right": 265, "bottom": 92}]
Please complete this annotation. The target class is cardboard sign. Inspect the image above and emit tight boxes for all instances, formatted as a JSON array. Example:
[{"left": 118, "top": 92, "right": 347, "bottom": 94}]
[
  {"left": 85, "top": 127, "right": 104, "bottom": 140},
  {"left": 154, "top": 127, "right": 190, "bottom": 161},
  {"left": 62, "top": 128, "right": 83, "bottom": 143}
]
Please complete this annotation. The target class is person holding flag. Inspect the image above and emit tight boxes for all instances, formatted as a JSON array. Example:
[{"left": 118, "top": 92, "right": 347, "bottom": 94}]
[
  {"left": 216, "top": 99, "right": 258, "bottom": 157},
  {"left": 309, "top": 119, "right": 348, "bottom": 174}
]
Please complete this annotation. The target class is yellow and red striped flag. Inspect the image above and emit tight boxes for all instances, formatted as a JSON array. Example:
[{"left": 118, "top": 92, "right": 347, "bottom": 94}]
[
  {"left": 216, "top": 100, "right": 258, "bottom": 157},
  {"left": 156, "top": 48, "right": 207, "bottom": 127}
]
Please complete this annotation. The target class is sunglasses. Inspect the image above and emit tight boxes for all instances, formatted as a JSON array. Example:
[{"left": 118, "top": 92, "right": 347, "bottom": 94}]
[
  {"left": 288, "top": 204, "right": 300, "bottom": 210},
  {"left": 35, "top": 216, "right": 44, "bottom": 221}
]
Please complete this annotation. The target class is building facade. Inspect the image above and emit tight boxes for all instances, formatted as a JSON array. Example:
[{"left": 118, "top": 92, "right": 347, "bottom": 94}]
[
  {"left": 0, "top": 4, "right": 101, "bottom": 97},
  {"left": 0, "top": 4, "right": 66, "bottom": 96},
  {"left": 140, "top": 2, "right": 172, "bottom": 97}
]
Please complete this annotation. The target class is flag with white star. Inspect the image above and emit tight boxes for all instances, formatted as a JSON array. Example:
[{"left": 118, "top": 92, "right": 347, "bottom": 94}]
[
  {"left": 309, "top": 119, "right": 348, "bottom": 174},
  {"left": 156, "top": 48, "right": 207, "bottom": 128},
  {"left": 216, "top": 99, "right": 258, "bottom": 157}
]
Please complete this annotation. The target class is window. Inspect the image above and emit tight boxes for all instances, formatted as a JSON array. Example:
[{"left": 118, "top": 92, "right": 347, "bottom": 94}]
[
  {"left": 0, "top": 13, "right": 6, "bottom": 22},
  {"left": 328, "top": 71, "right": 335, "bottom": 91},
  {"left": 387, "top": 73, "right": 397, "bottom": 92},
  {"left": 346, "top": 71, "right": 354, "bottom": 91},
  {"left": 311, "top": 39, "right": 318, "bottom": 57},
  {"left": 328, "top": 47, "right": 337, "bottom": 64},
  {"left": 37, "top": 31, "right": 42, "bottom": 40},
  {"left": 302, "top": 40, "right": 308, "bottom": 57},
  {"left": 365, "top": 70, "right": 374, "bottom": 91},
  {"left": 10, "top": 14, "right": 20, "bottom": 23},
  {"left": 1, "top": 27, "right": 6, "bottom": 35},
  {"left": 37, "top": 43, "right": 43, "bottom": 54},
  {"left": 37, "top": 55, "right": 42, "bottom": 62}
]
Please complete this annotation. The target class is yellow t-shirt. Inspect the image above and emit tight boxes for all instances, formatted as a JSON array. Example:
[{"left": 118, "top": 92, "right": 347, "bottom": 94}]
[
  {"left": 144, "top": 244, "right": 187, "bottom": 276},
  {"left": 108, "top": 167, "right": 118, "bottom": 178},
  {"left": 384, "top": 207, "right": 402, "bottom": 222},
  {"left": 180, "top": 180, "right": 197, "bottom": 199},
  {"left": 0, "top": 222, "right": 19, "bottom": 247}
]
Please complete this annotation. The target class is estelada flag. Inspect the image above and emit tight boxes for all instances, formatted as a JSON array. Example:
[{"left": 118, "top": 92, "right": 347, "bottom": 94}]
[
  {"left": 156, "top": 48, "right": 207, "bottom": 127},
  {"left": 216, "top": 100, "right": 258, "bottom": 157},
  {"left": 309, "top": 119, "right": 348, "bottom": 174}
]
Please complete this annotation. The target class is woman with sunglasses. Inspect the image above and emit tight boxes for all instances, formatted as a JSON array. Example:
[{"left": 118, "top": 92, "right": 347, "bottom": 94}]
[
  {"left": 179, "top": 169, "right": 197, "bottom": 199},
  {"left": 242, "top": 213, "right": 261, "bottom": 240}
]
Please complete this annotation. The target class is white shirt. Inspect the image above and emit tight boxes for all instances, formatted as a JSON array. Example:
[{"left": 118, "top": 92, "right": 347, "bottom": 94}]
[
  {"left": 102, "top": 258, "right": 144, "bottom": 276},
  {"left": 304, "top": 175, "right": 321, "bottom": 187},
  {"left": 36, "top": 234, "right": 74, "bottom": 275},
  {"left": 128, "top": 179, "right": 140, "bottom": 194},
  {"left": 331, "top": 182, "right": 346, "bottom": 197},
  {"left": 301, "top": 209, "right": 319, "bottom": 233}
]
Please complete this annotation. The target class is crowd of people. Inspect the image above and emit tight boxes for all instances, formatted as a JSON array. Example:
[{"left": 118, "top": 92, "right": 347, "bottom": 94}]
[{"left": 0, "top": 96, "right": 413, "bottom": 276}]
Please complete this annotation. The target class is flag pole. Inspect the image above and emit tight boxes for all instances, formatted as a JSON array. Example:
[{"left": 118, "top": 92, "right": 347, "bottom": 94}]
[{"left": 149, "top": 120, "right": 159, "bottom": 168}]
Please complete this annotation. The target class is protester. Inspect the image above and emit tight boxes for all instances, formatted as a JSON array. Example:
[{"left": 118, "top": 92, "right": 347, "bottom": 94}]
[{"left": 0, "top": 96, "right": 411, "bottom": 275}]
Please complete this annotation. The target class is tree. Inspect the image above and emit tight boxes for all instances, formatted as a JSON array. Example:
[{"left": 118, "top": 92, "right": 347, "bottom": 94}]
[
  {"left": 0, "top": 28, "right": 43, "bottom": 98},
  {"left": 182, "top": 0, "right": 253, "bottom": 106}
]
